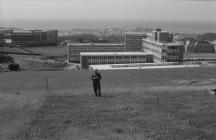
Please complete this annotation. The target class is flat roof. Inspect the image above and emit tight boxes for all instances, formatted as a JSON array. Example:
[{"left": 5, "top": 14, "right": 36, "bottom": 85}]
[
  {"left": 142, "top": 38, "right": 183, "bottom": 46},
  {"left": 89, "top": 64, "right": 199, "bottom": 70},
  {"left": 125, "top": 32, "right": 146, "bottom": 36},
  {"left": 80, "top": 52, "right": 152, "bottom": 56},
  {"left": 13, "top": 30, "right": 33, "bottom": 33},
  {"left": 68, "top": 43, "right": 125, "bottom": 46},
  {"left": 146, "top": 33, "right": 154, "bottom": 37}
]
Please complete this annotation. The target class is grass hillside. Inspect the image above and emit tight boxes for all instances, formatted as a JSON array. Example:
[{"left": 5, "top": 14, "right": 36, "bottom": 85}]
[{"left": 1, "top": 67, "right": 216, "bottom": 139}]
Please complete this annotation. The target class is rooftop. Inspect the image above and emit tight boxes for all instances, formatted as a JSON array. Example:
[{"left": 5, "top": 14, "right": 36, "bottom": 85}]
[
  {"left": 80, "top": 52, "right": 152, "bottom": 56},
  {"left": 142, "top": 38, "right": 183, "bottom": 46},
  {"left": 68, "top": 43, "right": 125, "bottom": 46},
  {"left": 89, "top": 63, "right": 199, "bottom": 70},
  {"left": 125, "top": 32, "right": 146, "bottom": 36},
  {"left": 13, "top": 30, "right": 33, "bottom": 33}
]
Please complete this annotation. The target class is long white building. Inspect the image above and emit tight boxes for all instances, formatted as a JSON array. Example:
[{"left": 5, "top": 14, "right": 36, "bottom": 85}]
[{"left": 80, "top": 52, "right": 153, "bottom": 69}]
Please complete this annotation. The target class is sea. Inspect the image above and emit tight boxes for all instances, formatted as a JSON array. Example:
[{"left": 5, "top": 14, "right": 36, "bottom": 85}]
[{"left": 1, "top": 19, "right": 216, "bottom": 34}]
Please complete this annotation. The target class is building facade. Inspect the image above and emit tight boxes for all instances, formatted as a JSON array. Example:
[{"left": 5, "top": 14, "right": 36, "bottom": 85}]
[
  {"left": 142, "top": 29, "right": 184, "bottom": 62},
  {"left": 80, "top": 52, "right": 153, "bottom": 69},
  {"left": 0, "top": 29, "right": 58, "bottom": 46},
  {"left": 193, "top": 41, "right": 215, "bottom": 53},
  {"left": 67, "top": 43, "right": 125, "bottom": 62},
  {"left": 213, "top": 41, "right": 216, "bottom": 52},
  {"left": 125, "top": 32, "right": 146, "bottom": 52},
  {"left": 185, "top": 40, "right": 215, "bottom": 53}
]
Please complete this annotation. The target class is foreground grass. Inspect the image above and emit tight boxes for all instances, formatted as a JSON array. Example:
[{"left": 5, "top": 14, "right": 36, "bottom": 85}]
[
  {"left": 12, "top": 87, "right": 216, "bottom": 140},
  {"left": 1, "top": 67, "right": 216, "bottom": 139},
  {"left": 0, "top": 91, "right": 46, "bottom": 140}
]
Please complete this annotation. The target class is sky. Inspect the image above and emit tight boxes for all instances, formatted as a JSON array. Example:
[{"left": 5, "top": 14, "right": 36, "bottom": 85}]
[{"left": 0, "top": 0, "right": 216, "bottom": 22}]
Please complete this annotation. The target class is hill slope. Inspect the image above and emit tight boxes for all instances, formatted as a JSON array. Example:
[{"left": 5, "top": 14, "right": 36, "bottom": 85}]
[{"left": 1, "top": 67, "right": 216, "bottom": 139}]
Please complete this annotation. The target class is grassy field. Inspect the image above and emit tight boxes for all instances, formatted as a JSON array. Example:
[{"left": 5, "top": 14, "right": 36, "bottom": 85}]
[
  {"left": 19, "top": 46, "right": 68, "bottom": 62},
  {"left": 22, "top": 46, "right": 67, "bottom": 57},
  {"left": 184, "top": 53, "right": 216, "bottom": 59},
  {"left": 1, "top": 67, "right": 216, "bottom": 139}
]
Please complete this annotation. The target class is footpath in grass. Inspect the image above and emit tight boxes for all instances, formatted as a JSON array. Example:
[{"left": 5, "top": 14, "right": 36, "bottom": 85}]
[{"left": 16, "top": 87, "right": 216, "bottom": 140}]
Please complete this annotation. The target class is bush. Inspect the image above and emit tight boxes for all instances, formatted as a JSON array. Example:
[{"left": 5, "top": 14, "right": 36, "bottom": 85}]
[
  {"left": 8, "top": 63, "right": 20, "bottom": 71},
  {"left": 0, "top": 54, "right": 14, "bottom": 63}
]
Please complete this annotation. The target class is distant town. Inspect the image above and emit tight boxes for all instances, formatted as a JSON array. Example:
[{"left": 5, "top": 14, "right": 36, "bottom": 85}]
[{"left": 0, "top": 26, "right": 216, "bottom": 71}]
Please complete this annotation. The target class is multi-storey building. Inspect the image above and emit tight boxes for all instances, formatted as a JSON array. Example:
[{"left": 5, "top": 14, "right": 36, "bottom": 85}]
[
  {"left": 67, "top": 43, "right": 125, "bottom": 62},
  {"left": 80, "top": 52, "right": 153, "bottom": 69},
  {"left": 142, "top": 29, "right": 184, "bottom": 62},
  {"left": 0, "top": 29, "right": 58, "bottom": 46},
  {"left": 66, "top": 29, "right": 184, "bottom": 69},
  {"left": 125, "top": 32, "right": 146, "bottom": 52}
]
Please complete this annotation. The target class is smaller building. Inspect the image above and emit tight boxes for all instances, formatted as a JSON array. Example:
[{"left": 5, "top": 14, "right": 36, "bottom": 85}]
[
  {"left": 185, "top": 40, "right": 215, "bottom": 53},
  {"left": 212, "top": 41, "right": 216, "bottom": 52},
  {"left": 80, "top": 52, "right": 153, "bottom": 69},
  {"left": 194, "top": 41, "right": 215, "bottom": 53}
]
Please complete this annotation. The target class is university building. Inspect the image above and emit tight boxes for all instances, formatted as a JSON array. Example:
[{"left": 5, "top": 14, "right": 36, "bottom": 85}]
[
  {"left": 67, "top": 43, "right": 125, "bottom": 62},
  {"left": 0, "top": 29, "right": 58, "bottom": 47},
  {"left": 67, "top": 28, "right": 184, "bottom": 69},
  {"left": 142, "top": 29, "right": 184, "bottom": 62},
  {"left": 125, "top": 32, "right": 146, "bottom": 52},
  {"left": 80, "top": 52, "right": 153, "bottom": 69}
]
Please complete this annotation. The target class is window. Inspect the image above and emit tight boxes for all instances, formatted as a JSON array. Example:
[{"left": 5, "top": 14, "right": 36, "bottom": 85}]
[{"left": 116, "top": 56, "right": 122, "bottom": 59}]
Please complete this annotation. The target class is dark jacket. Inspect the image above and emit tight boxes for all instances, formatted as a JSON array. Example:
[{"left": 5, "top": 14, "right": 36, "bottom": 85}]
[{"left": 91, "top": 72, "right": 102, "bottom": 83}]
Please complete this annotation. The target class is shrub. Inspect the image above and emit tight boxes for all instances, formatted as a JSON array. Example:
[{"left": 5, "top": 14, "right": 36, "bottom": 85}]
[
  {"left": 0, "top": 54, "right": 14, "bottom": 63},
  {"left": 8, "top": 63, "right": 20, "bottom": 71}
]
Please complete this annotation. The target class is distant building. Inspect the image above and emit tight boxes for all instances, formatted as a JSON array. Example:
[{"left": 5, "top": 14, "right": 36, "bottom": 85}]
[
  {"left": 67, "top": 43, "right": 125, "bottom": 63},
  {"left": 194, "top": 41, "right": 215, "bottom": 53},
  {"left": 142, "top": 29, "right": 184, "bottom": 62},
  {"left": 212, "top": 41, "right": 216, "bottom": 52},
  {"left": 0, "top": 29, "right": 58, "bottom": 47},
  {"left": 80, "top": 52, "right": 153, "bottom": 69},
  {"left": 125, "top": 32, "right": 146, "bottom": 52},
  {"left": 66, "top": 28, "right": 185, "bottom": 70},
  {"left": 185, "top": 40, "right": 215, "bottom": 53}
]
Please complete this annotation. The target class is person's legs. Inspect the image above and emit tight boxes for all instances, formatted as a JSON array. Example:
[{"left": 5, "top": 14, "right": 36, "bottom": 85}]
[
  {"left": 93, "top": 83, "right": 98, "bottom": 96},
  {"left": 97, "top": 82, "right": 101, "bottom": 97}
]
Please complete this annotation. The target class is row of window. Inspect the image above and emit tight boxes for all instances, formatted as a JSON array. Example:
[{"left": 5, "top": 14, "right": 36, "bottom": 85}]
[
  {"left": 142, "top": 40, "right": 166, "bottom": 49},
  {"left": 87, "top": 55, "right": 148, "bottom": 59},
  {"left": 88, "top": 60, "right": 147, "bottom": 65},
  {"left": 166, "top": 50, "right": 180, "bottom": 53},
  {"left": 70, "top": 47, "right": 124, "bottom": 50},
  {"left": 143, "top": 46, "right": 161, "bottom": 54}
]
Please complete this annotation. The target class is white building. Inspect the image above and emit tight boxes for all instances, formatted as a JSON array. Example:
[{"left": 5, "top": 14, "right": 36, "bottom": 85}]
[{"left": 80, "top": 52, "right": 153, "bottom": 69}]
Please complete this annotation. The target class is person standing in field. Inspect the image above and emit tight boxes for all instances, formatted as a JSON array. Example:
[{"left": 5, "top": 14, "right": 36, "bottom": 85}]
[{"left": 91, "top": 70, "right": 102, "bottom": 97}]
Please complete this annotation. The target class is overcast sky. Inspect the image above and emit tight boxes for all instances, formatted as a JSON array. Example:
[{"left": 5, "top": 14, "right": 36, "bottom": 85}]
[{"left": 0, "top": 0, "right": 216, "bottom": 21}]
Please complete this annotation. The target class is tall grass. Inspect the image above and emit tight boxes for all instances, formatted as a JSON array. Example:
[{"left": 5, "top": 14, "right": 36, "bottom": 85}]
[{"left": 0, "top": 91, "right": 46, "bottom": 139}]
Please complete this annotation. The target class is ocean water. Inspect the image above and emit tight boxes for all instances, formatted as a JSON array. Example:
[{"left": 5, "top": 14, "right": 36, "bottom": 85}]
[{"left": 1, "top": 19, "right": 216, "bottom": 34}]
